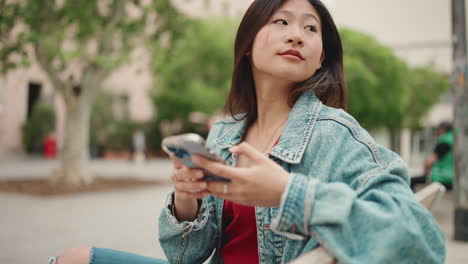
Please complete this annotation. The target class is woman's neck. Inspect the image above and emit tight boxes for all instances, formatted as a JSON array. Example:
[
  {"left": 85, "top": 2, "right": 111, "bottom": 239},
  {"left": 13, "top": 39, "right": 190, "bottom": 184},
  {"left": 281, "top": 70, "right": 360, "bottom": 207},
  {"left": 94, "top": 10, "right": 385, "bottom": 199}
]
[{"left": 253, "top": 73, "right": 293, "bottom": 132}]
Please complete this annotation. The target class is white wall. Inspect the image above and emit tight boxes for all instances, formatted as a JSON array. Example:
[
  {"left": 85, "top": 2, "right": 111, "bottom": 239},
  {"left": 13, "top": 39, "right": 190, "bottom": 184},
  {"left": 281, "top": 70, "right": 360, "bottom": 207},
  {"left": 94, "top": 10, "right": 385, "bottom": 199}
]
[{"left": 333, "top": 0, "right": 451, "bottom": 71}]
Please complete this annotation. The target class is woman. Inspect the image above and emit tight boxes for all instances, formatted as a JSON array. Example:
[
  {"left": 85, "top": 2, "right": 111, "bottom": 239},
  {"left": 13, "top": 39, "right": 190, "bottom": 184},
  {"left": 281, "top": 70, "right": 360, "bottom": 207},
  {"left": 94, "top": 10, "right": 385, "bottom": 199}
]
[{"left": 53, "top": 0, "right": 445, "bottom": 263}]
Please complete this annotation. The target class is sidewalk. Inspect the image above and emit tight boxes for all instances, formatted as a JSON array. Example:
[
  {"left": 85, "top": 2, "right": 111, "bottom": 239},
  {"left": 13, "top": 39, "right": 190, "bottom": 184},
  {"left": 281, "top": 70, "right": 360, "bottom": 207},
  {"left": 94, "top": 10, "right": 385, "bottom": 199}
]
[
  {"left": 0, "top": 155, "right": 172, "bottom": 181},
  {"left": 0, "top": 156, "right": 174, "bottom": 264},
  {"left": 430, "top": 191, "right": 468, "bottom": 264},
  {"left": 0, "top": 157, "right": 467, "bottom": 263}
]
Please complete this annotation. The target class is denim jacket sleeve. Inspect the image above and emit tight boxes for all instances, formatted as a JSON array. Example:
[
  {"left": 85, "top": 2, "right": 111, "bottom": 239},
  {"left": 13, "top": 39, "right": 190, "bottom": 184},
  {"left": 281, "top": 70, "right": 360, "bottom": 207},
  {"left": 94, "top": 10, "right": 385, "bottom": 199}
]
[
  {"left": 158, "top": 194, "right": 219, "bottom": 264},
  {"left": 270, "top": 119, "right": 446, "bottom": 264},
  {"left": 158, "top": 128, "right": 222, "bottom": 264}
]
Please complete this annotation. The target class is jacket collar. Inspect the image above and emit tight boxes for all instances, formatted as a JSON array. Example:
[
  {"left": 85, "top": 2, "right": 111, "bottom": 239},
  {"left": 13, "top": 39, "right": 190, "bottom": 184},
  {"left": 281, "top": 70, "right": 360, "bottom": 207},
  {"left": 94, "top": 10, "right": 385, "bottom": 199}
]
[{"left": 214, "top": 91, "right": 322, "bottom": 164}]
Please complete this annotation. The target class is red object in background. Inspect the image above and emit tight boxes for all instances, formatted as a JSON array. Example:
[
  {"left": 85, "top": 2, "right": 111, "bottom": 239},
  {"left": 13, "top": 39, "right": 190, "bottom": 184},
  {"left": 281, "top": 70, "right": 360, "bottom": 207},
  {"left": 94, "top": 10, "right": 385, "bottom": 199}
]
[{"left": 43, "top": 135, "right": 57, "bottom": 159}]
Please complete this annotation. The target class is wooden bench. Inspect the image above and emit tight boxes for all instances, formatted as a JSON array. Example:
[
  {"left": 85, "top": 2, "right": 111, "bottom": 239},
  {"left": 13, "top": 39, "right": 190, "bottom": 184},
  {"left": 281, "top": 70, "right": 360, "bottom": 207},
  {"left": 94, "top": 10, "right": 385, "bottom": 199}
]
[{"left": 290, "top": 182, "right": 446, "bottom": 264}]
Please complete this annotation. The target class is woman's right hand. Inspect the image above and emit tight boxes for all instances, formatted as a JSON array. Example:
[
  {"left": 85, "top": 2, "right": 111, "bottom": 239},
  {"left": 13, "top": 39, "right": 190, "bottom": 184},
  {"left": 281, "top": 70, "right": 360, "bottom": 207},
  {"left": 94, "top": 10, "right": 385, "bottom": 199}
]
[{"left": 169, "top": 155, "right": 209, "bottom": 221}]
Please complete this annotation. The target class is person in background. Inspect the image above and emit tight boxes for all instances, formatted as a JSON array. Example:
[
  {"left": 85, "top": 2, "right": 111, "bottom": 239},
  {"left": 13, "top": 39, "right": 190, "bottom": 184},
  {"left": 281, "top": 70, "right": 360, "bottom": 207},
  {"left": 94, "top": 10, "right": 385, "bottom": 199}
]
[
  {"left": 411, "top": 121, "right": 454, "bottom": 191},
  {"left": 132, "top": 129, "right": 146, "bottom": 164},
  {"left": 424, "top": 121, "right": 454, "bottom": 190}
]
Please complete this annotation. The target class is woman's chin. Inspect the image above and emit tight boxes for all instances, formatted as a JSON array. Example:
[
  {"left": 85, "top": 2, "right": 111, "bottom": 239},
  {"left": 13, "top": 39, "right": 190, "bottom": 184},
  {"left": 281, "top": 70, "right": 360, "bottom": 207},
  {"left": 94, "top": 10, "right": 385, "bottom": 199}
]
[
  {"left": 254, "top": 65, "right": 313, "bottom": 83},
  {"left": 273, "top": 71, "right": 312, "bottom": 83}
]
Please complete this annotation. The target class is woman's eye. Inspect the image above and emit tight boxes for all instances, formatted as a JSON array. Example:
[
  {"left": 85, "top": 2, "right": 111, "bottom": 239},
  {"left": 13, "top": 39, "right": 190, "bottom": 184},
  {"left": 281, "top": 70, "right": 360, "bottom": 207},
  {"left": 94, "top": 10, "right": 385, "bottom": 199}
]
[
  {"left": 273, "top": 19, "right": 288, "bottom": 25},
  {"left": 305, "top": 25, "right": 317, "bottom": 32}
]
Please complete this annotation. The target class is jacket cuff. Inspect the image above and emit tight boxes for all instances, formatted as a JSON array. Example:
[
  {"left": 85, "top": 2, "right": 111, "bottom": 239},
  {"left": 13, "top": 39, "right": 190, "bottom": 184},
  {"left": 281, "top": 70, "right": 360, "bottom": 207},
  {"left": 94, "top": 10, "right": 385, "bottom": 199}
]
[
  {"left": 271, "top": 173, "right": 319, "bottom": 239},
  {"left": 164, "top": 190, "right": 210, "bottom": 236}
]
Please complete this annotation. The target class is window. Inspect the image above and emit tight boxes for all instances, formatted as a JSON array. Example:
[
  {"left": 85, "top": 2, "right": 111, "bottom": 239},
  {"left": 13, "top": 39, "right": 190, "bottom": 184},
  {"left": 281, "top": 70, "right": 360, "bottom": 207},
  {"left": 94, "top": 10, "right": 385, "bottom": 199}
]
[{"left": 27, "top": 82, "right": 42, "bottom": 120}]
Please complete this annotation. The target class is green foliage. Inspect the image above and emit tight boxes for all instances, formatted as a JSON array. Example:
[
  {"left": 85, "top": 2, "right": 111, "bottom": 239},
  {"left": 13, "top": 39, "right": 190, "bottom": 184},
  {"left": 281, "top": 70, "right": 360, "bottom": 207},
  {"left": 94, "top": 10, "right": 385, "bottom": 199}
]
[
  {"left": 341, "top": 28, "right": 410, "bottom": 130},
  {"left": 151, "top": 18, "right": 237, "bottom": 134},
  {"left": 90, "top": 91, "right": 146, "bottom": 151},
  {"left": 341, "top": 28, "right": 450, "bottom": 131},
  {"left": 104, "top": 120, "right": 144, "bottom": 150},
  {"left": 22, "top": 103, "right": 56, "bottom": 153},
  {"left": 90, "top": 91, "right": 117, "bottom": 149},
  {"left": 146, "top": 119, "right": 163, "bottom": 152},
  {"left": 0, "top": 0, "right": 182, "bottom": 73},
  {"left": 405, "top": 65, "right": 450, "bottom": 129},
  {"left": 341, "top": 28, "right": 451, "bottom": 133}
]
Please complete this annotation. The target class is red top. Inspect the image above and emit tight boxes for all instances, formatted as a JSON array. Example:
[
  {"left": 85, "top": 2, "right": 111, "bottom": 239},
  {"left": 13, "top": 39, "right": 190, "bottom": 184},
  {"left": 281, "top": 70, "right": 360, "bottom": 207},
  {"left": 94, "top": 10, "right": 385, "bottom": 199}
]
[
  {"left": 221, "top": 201, "right": 259, "bottom": 264},
  {"left": 220, "top": 137, "right": 281, "bottom": 264}
]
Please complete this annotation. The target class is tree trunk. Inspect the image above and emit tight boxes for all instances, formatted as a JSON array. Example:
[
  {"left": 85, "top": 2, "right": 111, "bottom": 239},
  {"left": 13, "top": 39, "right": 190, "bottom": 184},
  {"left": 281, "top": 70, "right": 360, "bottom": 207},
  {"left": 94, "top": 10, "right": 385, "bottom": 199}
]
[
  {"left": 389, "top": 129, "right": 401, "bottom": 154},
  {"left": 49, "top": 88, "right": 94, "bottom": 186},
  {"left": 400, "top": 129, "right": 411, "bottom": 164}
]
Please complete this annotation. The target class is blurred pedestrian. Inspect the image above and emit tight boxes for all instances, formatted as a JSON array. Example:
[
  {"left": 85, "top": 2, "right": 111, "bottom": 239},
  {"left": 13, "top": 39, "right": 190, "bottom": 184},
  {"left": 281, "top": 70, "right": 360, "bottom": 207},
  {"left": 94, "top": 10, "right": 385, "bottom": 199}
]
[
  {"left": 132, "top": 129, "right": 146, "bottom": 164},
  {"left": 416, "top": 121, "right": 454, "bottom": 191}
]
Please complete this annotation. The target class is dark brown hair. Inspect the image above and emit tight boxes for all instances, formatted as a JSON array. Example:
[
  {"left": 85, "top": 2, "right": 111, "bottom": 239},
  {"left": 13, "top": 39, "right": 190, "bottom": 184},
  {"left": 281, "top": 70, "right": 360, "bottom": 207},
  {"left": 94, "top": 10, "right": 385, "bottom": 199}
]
[{"left": 224, "top": 0, "right": 347, "bottom": 126}]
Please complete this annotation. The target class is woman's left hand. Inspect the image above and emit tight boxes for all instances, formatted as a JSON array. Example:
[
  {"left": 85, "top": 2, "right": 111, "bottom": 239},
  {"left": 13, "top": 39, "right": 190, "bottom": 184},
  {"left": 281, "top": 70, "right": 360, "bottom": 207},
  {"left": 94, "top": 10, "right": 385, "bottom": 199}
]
[{"left": 192, "top": 142, "right": 289, "bottom": 207}]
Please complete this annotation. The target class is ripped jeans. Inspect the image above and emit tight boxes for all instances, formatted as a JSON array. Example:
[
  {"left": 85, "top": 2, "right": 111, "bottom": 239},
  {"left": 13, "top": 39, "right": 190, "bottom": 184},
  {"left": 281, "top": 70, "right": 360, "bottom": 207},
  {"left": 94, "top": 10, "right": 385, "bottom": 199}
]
[{"left": 49, "top": 247, "right": 168, "bottom": 264}]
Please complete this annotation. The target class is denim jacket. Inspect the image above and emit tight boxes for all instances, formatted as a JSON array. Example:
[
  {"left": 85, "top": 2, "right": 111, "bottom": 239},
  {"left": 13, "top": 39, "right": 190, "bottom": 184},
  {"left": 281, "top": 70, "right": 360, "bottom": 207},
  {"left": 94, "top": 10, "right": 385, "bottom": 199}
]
[{"left": 159, "top": 91, "right": 445, "bottom": 264}]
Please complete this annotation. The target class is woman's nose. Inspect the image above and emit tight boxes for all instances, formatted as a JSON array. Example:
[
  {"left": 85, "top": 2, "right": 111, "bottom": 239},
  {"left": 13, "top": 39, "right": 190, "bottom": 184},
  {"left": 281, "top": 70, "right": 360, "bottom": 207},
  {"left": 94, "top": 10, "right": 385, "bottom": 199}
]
[
  {"left": 288, "top": 37, "right": 303, "bottom": 46},
  {"left": 286, "top": 29, "right": 304, "bottom": 46}
]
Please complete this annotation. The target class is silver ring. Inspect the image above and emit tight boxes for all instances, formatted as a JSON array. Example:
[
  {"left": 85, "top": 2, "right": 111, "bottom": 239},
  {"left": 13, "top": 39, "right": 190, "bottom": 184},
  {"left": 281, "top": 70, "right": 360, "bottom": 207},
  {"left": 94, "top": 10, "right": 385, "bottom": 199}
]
[{"left": 223, "top": 183, "right": 228, "bottom": 194}]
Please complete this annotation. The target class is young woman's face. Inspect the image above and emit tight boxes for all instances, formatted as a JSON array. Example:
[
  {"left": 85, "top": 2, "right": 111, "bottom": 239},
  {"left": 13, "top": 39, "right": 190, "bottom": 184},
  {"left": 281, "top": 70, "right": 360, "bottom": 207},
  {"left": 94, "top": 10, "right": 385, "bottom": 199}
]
[{"left": 251, "top": 0, "right": 323, "bottom": 83}]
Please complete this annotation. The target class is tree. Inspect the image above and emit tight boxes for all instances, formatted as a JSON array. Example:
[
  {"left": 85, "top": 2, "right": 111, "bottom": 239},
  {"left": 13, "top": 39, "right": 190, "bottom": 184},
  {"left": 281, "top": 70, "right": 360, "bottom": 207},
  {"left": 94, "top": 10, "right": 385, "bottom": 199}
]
[
  {"left": 341, "top": 28, "right": 410, "bottom": 131},
  {"left": 404, "top": 65, "right": 450, "bottom": 129},
  {"left": 341, "top": 28, "right": 450, "bottom": 151},
  {"left": 0, "top": 0, "right": 185, "bottom": 185},
  {"left": 150, "top": 18, "right": 237, "bottom": 138}
]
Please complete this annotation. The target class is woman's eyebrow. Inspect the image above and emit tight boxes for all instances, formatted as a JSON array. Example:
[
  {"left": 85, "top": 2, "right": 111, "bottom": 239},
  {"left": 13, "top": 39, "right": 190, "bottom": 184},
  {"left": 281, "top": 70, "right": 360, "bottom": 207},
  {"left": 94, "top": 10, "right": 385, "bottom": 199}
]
[{"left": 276, "top": 9, "right": 319, "bottom": 24}]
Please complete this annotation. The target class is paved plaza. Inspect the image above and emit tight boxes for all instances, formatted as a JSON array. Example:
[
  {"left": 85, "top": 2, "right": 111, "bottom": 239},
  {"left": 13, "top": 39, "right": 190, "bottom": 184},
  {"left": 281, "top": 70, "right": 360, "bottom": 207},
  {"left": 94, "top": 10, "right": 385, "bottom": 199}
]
[{"left": 0, "top": 157, "right": 467, "bottom": 263}]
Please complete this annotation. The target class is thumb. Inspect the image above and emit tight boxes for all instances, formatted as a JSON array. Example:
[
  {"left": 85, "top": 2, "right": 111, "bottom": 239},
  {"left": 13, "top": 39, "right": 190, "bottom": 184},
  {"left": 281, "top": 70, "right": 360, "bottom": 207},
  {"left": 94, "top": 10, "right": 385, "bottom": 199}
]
[{"left": 229, "top": 142, "right": 266, "bottom": 164}]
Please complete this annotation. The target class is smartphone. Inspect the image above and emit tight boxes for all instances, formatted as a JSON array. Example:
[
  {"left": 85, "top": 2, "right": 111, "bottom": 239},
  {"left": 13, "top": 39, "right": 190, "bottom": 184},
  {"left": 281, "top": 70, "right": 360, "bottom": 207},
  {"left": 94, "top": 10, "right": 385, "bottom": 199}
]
[{"left": 161, "top": 133, "right": 231, "bottom": 182}]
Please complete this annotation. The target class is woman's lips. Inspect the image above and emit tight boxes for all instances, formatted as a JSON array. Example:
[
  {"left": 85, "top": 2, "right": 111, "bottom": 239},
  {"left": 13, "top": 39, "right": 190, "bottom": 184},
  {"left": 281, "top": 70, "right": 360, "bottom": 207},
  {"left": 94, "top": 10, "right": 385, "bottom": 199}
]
[
  {"left": 279, "top": 54, "right": 303, "bottom": 61},
  {"left": 278, "top": 49, "right": 305, "bottom": 61}
]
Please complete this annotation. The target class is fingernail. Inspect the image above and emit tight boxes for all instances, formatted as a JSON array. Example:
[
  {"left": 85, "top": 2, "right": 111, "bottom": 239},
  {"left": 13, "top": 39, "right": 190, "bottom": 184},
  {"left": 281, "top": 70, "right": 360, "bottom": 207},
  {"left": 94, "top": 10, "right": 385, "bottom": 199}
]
[
  {"left": 197, "top": 171, "right": 204, "bottom": 178},
  {"left": 199, "top": 182, "right": 207, "bottom": 189}
]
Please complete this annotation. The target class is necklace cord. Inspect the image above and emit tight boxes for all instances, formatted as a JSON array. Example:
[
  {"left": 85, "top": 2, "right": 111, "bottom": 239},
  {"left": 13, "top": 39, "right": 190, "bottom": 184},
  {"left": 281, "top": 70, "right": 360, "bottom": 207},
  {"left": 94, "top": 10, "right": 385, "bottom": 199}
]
[{"left": 259, "top": 116, "right": 288, "bottom": 155}]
